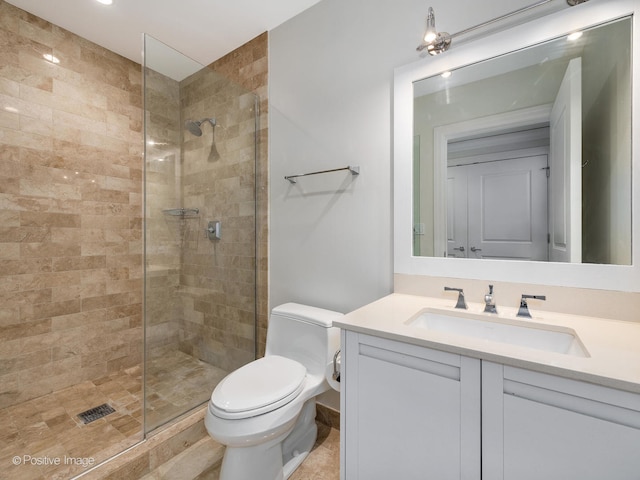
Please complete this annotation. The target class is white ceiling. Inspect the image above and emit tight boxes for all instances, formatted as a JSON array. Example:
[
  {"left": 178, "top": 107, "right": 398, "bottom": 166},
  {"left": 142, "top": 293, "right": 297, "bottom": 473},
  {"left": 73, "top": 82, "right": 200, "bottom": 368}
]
[{"left": 6, "top": 0, "right": 322, "bottom": 68}]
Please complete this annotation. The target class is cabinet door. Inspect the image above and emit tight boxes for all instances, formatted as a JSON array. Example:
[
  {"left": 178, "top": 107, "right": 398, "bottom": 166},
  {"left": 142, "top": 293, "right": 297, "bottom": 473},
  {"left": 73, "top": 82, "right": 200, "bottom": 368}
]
[
  {"left": 341, "top": 331, "right": 481, "bottom": 480},
  {"left": 483, "top": 362, "right": 640, "bottom": 480}
]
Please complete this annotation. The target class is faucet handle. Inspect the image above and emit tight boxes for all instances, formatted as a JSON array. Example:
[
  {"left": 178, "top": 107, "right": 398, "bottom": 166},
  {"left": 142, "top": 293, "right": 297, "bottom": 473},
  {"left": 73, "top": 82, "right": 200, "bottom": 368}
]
[
  {"left": 444, "top": 287, "right": 467, "bottom": 309},
  {"left": 517, "top": 294, "right": 546, "bottom": 318}
]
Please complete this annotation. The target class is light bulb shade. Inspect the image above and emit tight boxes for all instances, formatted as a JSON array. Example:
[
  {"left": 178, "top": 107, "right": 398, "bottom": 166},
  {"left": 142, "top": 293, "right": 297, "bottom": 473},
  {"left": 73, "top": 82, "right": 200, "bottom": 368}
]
[
  {"left": 423, "top": 7, "right": 437, "bottom": 44},
  {"left": 424, "top": 30, "right": 437, "bottom": 43}
]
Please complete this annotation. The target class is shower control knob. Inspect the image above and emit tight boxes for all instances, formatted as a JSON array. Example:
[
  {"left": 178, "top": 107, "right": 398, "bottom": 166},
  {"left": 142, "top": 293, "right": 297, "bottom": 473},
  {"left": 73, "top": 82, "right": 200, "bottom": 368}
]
[{"left": 207, "top": 220, "right": 221, "bottom": 240}]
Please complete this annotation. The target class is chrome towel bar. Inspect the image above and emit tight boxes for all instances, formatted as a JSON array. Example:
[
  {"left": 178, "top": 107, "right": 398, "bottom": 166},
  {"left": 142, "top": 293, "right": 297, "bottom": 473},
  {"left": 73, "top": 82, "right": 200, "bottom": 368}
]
[{"left": 285, "top": 165, "right": 360, "bottom": 184}]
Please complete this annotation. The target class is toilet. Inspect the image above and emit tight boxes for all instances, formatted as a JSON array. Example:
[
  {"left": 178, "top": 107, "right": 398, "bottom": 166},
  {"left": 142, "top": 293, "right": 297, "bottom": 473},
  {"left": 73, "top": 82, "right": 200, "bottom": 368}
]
[{"left": 205, "top": 302, "right": 342, "bottom": 480}]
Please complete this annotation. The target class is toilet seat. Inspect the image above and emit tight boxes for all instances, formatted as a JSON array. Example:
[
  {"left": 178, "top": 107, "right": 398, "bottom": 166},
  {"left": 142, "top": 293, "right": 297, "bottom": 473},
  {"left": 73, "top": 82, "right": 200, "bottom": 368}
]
[{"left": 211, "top": 355, "right": 307, "bottom": 420}]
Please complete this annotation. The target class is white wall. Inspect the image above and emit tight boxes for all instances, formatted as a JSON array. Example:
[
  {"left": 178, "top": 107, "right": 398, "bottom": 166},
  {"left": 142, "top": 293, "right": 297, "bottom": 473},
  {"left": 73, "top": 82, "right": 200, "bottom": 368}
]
[{"left": 269, "top": 0, "right": 544, "bottom": 314}]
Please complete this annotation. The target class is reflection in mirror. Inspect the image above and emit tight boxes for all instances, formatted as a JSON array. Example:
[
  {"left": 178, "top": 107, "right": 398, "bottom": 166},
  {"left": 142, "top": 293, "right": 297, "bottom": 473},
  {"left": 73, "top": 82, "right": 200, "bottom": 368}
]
[{"left": 413, "top": 17, "right": 631, "bottom": 265}]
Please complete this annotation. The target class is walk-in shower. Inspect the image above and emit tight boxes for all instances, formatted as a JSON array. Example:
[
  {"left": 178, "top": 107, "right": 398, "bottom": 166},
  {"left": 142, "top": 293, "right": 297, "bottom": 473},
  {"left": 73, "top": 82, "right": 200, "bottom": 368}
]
[{"left": 0, "top": 4, "right": 257, "bottom": 475}]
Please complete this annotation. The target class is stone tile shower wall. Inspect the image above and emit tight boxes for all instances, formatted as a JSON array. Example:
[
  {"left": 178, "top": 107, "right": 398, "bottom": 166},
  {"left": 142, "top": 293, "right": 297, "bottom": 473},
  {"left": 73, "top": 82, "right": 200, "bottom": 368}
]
[
  {"left": 176, "top": 66, "right": 257, "bottom": 372},
  {"left": 211, "top": 33, "right": 269, "bottom": 357},
  {"left": 0, "top": 1, "right": 143, "bottom": 408}
]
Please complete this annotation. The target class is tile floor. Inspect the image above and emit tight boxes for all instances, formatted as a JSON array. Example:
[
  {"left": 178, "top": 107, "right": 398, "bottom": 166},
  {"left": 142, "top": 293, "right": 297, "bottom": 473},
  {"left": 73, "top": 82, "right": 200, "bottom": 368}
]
[
  {"left": 289, "top": 422, "right": 340, "bottom": 480},
  {"left": 145, "top": 349, "right": 227, "bottom": 431},
  {"left": 0, "top": 351, "right": 226, "bottom": 480}
]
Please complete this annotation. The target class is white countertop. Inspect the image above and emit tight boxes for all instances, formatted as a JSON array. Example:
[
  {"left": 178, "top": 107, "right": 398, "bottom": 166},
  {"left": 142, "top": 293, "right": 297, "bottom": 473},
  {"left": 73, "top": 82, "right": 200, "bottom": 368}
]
[{"left": 335, "top": 293, "right": 640, "bottom": 394}]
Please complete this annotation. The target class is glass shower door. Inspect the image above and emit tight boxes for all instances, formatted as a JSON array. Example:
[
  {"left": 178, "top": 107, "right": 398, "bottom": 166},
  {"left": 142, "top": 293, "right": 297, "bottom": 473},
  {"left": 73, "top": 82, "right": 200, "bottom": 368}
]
[{"left": 143, "top": 35, "right": 257, "bottom": 432}]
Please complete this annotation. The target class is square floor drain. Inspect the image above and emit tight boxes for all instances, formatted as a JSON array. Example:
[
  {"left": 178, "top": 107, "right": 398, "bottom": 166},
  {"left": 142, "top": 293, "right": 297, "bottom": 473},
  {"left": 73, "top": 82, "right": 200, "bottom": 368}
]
[{"left": 77, "top": 403, "right": 115, "bottom": 424}]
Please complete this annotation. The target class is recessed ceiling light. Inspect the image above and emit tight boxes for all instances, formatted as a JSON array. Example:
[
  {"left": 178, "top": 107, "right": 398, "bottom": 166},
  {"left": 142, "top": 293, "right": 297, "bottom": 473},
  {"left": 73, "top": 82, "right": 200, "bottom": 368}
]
[
  {"left": 43, "top": 53, "right": 60, "bottom": 64},
  {"left": 96, "top": 0, "right": 113, "bottom": 5},
  {"left": 567, "top": 31, "right": 583, "bottom": 41},
  {"left": 441, "top": 71, "right": 452, "bottom": 79}
]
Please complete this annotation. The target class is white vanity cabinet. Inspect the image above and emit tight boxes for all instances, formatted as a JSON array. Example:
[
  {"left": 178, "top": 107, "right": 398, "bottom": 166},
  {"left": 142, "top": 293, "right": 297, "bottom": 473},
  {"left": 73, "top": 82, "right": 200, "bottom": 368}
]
[
  {"left": 482, "top": 363, "right": 640, "bottom": 480},
  {"left": 341, "top": 331, "right": 481, "bottom": 480},
  {"left": 341, "top": 330, "right": 640, "bottom": 480}
]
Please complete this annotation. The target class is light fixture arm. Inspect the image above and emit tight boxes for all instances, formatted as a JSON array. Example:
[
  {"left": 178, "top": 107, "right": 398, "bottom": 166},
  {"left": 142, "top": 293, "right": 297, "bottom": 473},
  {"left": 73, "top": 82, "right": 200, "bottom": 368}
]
[
  {"left": 449, "top": 0, "right": 554, "bottom": 41},
  {"left": 417, "top": 0, "right": 588, "bottom": 55}
]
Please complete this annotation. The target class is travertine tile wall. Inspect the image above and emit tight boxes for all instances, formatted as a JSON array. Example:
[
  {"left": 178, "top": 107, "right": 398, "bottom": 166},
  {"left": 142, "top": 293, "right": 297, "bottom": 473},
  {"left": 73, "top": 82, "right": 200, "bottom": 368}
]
[
  {"left": 176, "top": 62, "right": 258, "bottom": 372},
  {"left": 211, "top": 33, "right": 269, "bottom": 357},
  {"left": 0, "top": 1, "right": 143, "bottom": 409}
]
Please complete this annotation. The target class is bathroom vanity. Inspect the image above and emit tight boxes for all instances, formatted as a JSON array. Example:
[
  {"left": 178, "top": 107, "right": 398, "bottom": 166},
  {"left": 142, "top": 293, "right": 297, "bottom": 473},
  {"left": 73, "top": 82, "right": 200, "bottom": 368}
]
[
  {"left": 365, "top": 0, "right": 640, "bottom": 476},
  {"left": 335, "top": 294, "right": 640, "bottom": 480}
]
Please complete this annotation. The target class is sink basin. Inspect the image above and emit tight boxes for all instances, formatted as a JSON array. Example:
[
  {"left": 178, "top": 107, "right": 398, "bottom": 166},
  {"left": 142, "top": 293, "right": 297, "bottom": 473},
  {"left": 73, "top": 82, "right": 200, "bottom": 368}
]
[{"left": 407, "top": 309, "right": 589, "bottom": 357}]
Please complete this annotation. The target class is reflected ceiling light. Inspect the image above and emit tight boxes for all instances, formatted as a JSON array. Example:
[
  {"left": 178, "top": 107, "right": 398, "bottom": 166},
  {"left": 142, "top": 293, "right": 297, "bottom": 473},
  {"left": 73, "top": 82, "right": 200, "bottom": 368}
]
[
  {"left": 441, "top": 71, "right": 452, "bottom": 79},
  {"left": 417, "top": 0, "right": 590, "bottom": 57},
  {"left": 4, "top": 106, "right": 19, "bottom": 113},
  {"left": 96, "top": 0, "right": 113, "bottom": 5},
  {"left": 567, "top": 31, "right": 583, "bottom": 41},
  {"left": 43, "top": 53, "right": 60, "bottom": 64}
]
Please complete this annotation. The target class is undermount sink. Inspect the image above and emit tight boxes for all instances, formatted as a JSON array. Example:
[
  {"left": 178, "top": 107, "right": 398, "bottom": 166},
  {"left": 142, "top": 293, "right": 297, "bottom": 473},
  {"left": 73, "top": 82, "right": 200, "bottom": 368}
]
[{"left": 406, "top": 309, "right": 589, "bottom": 357}]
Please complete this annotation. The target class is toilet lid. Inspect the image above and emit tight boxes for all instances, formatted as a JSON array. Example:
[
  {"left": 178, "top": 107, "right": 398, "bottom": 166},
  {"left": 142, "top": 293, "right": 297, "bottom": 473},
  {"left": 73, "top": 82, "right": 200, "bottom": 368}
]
[{"left": 211, "top": 355, "right": 306, "bottom": 419}]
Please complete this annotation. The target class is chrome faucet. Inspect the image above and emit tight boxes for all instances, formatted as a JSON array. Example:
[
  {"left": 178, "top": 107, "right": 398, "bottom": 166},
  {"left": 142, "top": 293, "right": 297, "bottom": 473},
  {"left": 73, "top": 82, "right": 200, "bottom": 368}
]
[
  {"left": 444, "top": 287, "right": 467, "bottom": 309},
  {"left": 484, "top": 284, "right": 498, "bottom": 314},
  {"left": 517, "top": 294, "right": 546, "bottom": 318}
]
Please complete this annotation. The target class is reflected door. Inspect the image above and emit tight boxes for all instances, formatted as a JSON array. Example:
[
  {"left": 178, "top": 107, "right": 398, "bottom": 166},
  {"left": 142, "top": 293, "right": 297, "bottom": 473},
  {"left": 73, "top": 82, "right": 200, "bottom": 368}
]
[
  {"left": 549, "top": 57, "right": 582, "bottom": 263},
  {"left": 447, "top": 156, "right": 549, "bottom": 260},
  {"left": 447, "top": 167, "right": 468, "bottom": 258}
]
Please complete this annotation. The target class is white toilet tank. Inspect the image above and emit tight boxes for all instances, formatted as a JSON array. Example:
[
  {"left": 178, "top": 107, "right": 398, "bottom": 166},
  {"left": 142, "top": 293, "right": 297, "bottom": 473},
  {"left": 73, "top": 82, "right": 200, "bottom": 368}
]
[{"left": 266, "top": 303, "right": 342, "bottom": 377}]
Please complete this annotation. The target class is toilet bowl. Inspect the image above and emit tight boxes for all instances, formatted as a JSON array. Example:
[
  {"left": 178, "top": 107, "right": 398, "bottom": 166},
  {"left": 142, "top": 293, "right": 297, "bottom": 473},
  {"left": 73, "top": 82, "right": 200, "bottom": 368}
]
[{"left": 205, "top": 303, "right": 342, "bottom": 480}]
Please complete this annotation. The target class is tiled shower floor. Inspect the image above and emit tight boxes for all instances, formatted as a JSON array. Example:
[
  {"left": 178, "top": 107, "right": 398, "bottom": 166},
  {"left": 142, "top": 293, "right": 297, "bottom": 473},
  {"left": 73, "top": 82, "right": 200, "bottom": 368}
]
[{"left": 0, "top": 351, "right": 226, "bottom": 480}]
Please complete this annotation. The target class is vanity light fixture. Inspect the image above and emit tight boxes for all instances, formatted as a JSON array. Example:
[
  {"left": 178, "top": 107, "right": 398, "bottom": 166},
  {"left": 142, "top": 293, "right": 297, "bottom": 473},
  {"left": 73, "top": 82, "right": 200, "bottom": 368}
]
[
  {"left": 417, "top": 0, "right": 590, "bottom": 56},
  {"left": 417, "top": 7, "right": 451, "bottom": 56}
]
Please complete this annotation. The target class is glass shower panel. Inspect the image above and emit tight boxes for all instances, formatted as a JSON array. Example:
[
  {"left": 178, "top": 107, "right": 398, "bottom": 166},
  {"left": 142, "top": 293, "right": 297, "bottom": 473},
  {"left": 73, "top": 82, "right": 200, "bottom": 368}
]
[{"left": 143, "top": 35, "right": 257, "bottom": 432}]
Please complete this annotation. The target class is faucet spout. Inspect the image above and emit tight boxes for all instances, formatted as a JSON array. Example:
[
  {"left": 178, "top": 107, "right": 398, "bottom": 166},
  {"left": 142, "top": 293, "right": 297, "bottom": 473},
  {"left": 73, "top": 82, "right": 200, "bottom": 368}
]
[
  {"left": 444, "top": 286, "right": 467, "bottom": 309},
  {"left": 484, "top": 284, "right": 498, "bottom": 314}
]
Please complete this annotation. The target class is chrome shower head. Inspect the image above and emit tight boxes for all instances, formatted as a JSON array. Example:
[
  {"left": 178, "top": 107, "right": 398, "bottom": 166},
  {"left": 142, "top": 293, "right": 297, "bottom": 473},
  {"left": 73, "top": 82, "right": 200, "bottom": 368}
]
[{"left": 185, "top": 117, "right": 216, "bottom": 136}]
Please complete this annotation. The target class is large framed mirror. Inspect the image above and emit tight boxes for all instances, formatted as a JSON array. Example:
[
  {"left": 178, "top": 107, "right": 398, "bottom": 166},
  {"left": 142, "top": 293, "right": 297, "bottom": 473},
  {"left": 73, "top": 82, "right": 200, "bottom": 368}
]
[{"left": 394, "top": 0, "right": 640, "bottom": 291}]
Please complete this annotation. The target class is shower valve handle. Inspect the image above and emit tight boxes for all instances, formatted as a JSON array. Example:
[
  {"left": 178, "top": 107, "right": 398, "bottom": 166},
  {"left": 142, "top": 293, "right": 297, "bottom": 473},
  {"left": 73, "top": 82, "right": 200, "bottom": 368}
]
[{"left": 207, "top": 220, "right": 221, "bottom": 240}]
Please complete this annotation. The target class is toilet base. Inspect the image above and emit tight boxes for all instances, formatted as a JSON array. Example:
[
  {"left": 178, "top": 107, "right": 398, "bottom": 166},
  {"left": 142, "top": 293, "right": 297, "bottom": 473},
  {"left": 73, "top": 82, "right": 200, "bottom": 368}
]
[
  {"left": 218, "top": 400, "right": 319, "bottom": 480},
  {"left": 282, "top": 400, "right": 317, "bottom": 478},
  {"left": 220, "top": 440, "right": 285, "bottom": 480}
]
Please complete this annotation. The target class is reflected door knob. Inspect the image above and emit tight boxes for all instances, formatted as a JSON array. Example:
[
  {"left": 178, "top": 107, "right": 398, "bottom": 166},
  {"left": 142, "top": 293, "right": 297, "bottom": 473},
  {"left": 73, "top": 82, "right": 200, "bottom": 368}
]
[
  {"left": 453, "top": 246, "right": 465, "bottom": 252},
  {"left": 470, "top": 247, "right": 482, "bottom": 252}
]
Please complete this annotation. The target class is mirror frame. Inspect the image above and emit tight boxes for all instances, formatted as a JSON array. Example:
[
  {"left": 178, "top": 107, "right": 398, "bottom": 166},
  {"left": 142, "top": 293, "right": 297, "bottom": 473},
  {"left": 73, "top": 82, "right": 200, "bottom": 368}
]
[{"left": 394, "top": 0, "right": 640, "bottom": 292}]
